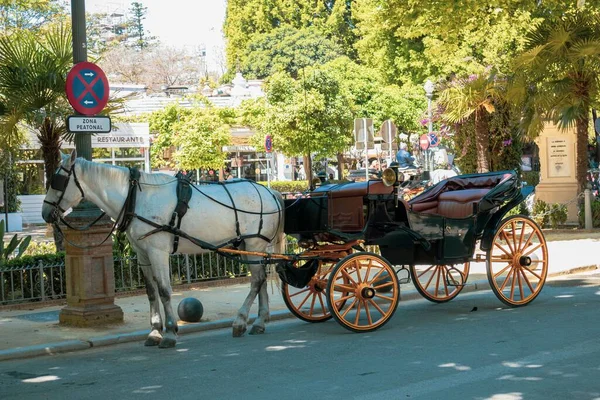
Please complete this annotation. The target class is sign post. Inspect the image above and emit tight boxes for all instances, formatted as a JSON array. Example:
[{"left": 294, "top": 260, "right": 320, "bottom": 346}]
[
  {"left": 354, "top": 118, "right": 374, "bottom": 180},
  {"left": 380, "top": 120, "right": 398, "bottom": 166},
  {"left": 265, "top": 135, "right": 272, "bottom": 188},
  {"left": 59, "top": 0, "right": 123, "bottom": 328}
]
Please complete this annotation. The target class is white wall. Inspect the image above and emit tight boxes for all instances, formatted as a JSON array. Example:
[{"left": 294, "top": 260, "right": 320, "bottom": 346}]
[{"left": 18, "top": 195, "right": 46, "bottom": 225}]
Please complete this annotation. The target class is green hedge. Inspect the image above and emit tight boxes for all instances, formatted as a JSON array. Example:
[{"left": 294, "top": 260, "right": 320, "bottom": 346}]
[{"left": 0, "top": 252, "right": 65, "bottom": 269}]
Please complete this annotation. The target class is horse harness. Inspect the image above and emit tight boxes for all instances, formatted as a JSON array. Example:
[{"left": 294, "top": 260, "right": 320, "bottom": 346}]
[
  {"left": 125, "top": 170, "right": 281, "bottom": 255},
  {"left": 47, "top": 164, "right": 282, "bottom": 257}
]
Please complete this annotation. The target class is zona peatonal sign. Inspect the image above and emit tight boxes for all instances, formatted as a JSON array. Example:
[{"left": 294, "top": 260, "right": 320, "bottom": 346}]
[
  {"left": 67, "top": 115, "right": 111, "bottom": 133},
  {"left": 65, "top": 61, "right": 111, "bottom": 133}
]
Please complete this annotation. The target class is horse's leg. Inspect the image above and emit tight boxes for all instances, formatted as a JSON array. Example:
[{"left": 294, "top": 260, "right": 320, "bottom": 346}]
[
  {"left": 138, "top": 252, "right": 163, "bottom": 346},
  {"left": 232, "top": 251, "right": 269, "bottom": 337},
  {"left": 249, "top": 260, "right": 269, "bottom": 335},
  {"left": 148, "top": 250, "right": 179, "bottom": 348}
]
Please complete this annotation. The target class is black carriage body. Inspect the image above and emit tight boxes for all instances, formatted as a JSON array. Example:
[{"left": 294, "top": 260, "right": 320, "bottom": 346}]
[{"left": 284, "top": 170, "right": 526, "bottom": 266}]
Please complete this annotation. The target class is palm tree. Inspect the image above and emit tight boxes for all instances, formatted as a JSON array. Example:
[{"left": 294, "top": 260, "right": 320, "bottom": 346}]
[
  {"left": 0, "top": 23, "right": 72, "bottom": 184},
  {"left": 511, "top": 11, "right": 600, "bottom": 192},
  {"left": 0, "top": 23, "right": 72, "bottom": 248},
  {"left": 438, "top": 70, "right": 504, "bottom": 173}
]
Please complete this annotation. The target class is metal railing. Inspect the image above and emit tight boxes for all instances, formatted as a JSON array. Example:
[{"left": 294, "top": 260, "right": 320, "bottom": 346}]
[
  {"left": 0, "top": 251, "right": 251, "bottom": 305},
  {"left": 0, "top": 239, "right": 373, "bottom": 305}
]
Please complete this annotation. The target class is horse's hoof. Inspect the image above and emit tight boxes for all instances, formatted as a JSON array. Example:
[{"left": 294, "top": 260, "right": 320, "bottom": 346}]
[
  {"left": 232, "top": 325, "right": 246, "bottom": 337},
  {"left": 158, "top": 337, "right": 177, "bottom": 348},
  {"left": 144, "top": 333, "right": 162, "bottom": 346},
  {"left": 249, "top": 325, "right": 265, "bottom": 335}
]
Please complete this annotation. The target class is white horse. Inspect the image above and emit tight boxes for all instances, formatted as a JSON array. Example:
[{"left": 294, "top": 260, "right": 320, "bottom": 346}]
[{"left": 42, "top": 150, "right": 285, "bottom": 348}]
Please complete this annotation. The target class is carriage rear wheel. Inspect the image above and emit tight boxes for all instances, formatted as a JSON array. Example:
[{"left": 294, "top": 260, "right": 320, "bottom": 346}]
[
  {"left": 486, "top": 215, "right": 548, "bottom": 307},
  {"left": 409, "top": 263, "right": 470, "bottom": 303},
  {"left": 282, "top": 260, "right": 338, "bottom": 322},
  {"left": 326, "top": 252, "right": 400, "bottom": 333}
]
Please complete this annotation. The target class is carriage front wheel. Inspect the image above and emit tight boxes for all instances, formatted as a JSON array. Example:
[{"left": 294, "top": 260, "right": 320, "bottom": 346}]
[
  {"left": 326, "top": 252, "right": 400, "bottom": 333},
  {"left": 282, "top": 260, "right": 338, "bottom": 323},
  {"left": 409, "top": 263, "right": 470, "bottom": 303},
  {"left": 486, "top": 215, "right": 548, "bottom": 307}
]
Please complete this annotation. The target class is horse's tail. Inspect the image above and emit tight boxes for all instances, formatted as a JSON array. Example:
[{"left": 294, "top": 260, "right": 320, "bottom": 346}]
[{"left": 272, "top": 190, "right": 286, "bottom": 255}]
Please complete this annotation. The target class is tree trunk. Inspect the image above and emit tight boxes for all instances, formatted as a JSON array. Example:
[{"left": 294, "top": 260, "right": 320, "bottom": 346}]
[
  {"left": 38, "top": 117, "right": 64, "bottom": 252},
  {"left": 576, "top": 114, "right": 590, "bottom": 194},
  {"left": 474, "top": 109, "right": 490, "bottom": 173},
  {"left": 593, "top": 109, "right": 600, "bottom": 164},
  {"left": 303, "top": 154, "right": 312, "bottom": 184},
  {"left": 336, "top": 153, "right": 345, "bottom": 180}
]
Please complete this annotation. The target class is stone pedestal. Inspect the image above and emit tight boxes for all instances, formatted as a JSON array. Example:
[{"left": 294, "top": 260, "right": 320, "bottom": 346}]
[
  {"left": 59, "top": 204, "right": 123, "bottom": 326},
  {"left": 535, "top": 123, "right": 579, "bottom": 223}
]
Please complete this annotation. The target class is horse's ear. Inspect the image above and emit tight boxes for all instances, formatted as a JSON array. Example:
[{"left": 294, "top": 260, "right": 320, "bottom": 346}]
[{"left": 69, "top": 149, "right": 77, "bottom": 167}]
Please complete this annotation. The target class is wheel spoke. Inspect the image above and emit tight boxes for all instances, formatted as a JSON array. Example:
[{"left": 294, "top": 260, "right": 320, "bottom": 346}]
[
  {"left": 341, "top": 268, "right": 358, "bottom": 285},
  {"left": 499, "top": 267, "right": 515, "bottom": 292},
  {"left": 368, "top": 298, "right": 386, "bottom": 315},
  {"left": 363, "top": 300, "right": 373, "bottom": 326},
  {"left": 289, "top": 287, "right": 311, "bottom": 298},
  {"left": 493, "top": 242, "right": 512, "bottom": 257},
  {"left": 341, "top": 298, "right": 358, "bottom": 319},
  {"left": 354, "top": 300, "right": 361, "bottom": 325},
  {"left": 517, "top": 221, "right": 526, "bottom": 250},
  {"left": 517, "top": 267, "right": 524, "bottom": 300},
  {"left": 374, "top": 293, "right": 395, "bottom": 302},
  {"left": 519, "top": 267, "right": 536, "bottom": 293},
  {"left": 493, "top": 262, "right": 513, "bottom": 280},
  {"left": 334, "top": 283, "right": 355, "bottom": 293},
  {"left": 501, "top": 230, "right": 515, "bottom": 253},
  {"left": 522, "top": 243, "right": 543, "bottom": 257},
  {"left": 417, "top": 264, "right": 437, "bottom": 279},
  {"left": 511, "top": 221, "right": 518, "bottom": 251}
]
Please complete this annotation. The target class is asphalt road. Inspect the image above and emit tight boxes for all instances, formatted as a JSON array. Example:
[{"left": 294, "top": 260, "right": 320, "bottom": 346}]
[{"left": 1, "top": 276, "right": 600, "bottom": 400}]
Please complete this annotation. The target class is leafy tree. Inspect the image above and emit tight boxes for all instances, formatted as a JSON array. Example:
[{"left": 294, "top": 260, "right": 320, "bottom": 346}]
[
  {"left": 148, "top": 103, "right": 188, "bottom": 169},
  {"left": 262, "top": 68, "right": 353, "bottom": 181},
  {"left": 0, "top": 0, "right": 65, "bottom": 32},
  {"left": 0, "top": 23, "right": 72, "bottom": 186},
  {"left": 0, "top": 23, "right": 72, "bottom": 249},
  {"left": 512, "top": 10, "right": 600, "bottom": 192},
  {"left": 224, "top": 0, "right": 357, "bottom": 74},
  {"left": 352, "top": 0, "right": 577, "bottom": 85},
  {"left": 149, "top": 103, "right": 231, "bottom": 171},
  {"left": 438, "top": 70, "right": 506, "bottom": 173},
  {"left": 241, "top": 26, "right": 343, "bottom": 79},
  {"left": 171, "top": 108, "right": 231, "bottom": 171},
  {"left": 127, "top": 1, "right": 157, "bottom": 51}
]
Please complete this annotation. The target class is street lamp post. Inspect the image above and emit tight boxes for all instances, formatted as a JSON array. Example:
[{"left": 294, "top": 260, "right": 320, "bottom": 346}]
[{"left": 424, "top": 80, "right": 435, "bottom": 172}]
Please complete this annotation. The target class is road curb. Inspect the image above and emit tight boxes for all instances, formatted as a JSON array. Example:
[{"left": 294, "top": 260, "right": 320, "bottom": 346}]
[{"left": 0, "top": 340, "right": 90, "bottom": 362}]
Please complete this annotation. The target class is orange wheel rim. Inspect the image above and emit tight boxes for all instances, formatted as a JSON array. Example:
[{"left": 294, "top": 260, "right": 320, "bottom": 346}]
[
  {"left": 328, "top": 254, "right": 399, "bottom": 332},
  {"left": 488, "top": 217, "right": 548, "bottom": 306},
  {"left": 283, "top": 261, "right": 334, "bottom": 321},
  {"left": 411, "top": 263, "right": 469, "bottom": 302}
]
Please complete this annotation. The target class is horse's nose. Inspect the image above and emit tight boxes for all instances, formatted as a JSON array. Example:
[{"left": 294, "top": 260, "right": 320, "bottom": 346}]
[{"left": 41, "top": 204, "right": 56, "bottom": 223}]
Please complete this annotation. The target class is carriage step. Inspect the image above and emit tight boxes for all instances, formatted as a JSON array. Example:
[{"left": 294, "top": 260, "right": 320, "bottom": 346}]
[{"left": 396, "top": 267, "right": 411, "bottom": 285}]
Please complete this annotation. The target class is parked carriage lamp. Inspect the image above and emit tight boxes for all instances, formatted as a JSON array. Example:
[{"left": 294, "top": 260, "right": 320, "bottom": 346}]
[{"left": 381, "top": 162, "right": 405, "bottom": 187}]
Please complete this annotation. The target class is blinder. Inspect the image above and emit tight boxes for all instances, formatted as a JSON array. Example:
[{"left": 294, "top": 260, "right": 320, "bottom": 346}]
[
  {"left": 44, "top": 164, "right": 85, "bottom": 216},
  {"left": 50, "top": 172, "right": 69, "bottom": 191}
]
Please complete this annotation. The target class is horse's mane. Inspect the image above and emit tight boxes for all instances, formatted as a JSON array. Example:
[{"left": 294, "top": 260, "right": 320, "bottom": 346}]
[{"left": 76, "top": 158, "right": 176, "bottom": 186}]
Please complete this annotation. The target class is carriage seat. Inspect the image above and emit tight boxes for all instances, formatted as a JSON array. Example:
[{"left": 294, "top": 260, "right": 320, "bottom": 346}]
[
  {"left": 325, "top": 181, "right": 393, "bottom": 198},
  {"left": 311, "top": 181, "right": 393, "bottom": 232},
  {"left": 410, "top": 188, "right": 491, "bottom": 219}
]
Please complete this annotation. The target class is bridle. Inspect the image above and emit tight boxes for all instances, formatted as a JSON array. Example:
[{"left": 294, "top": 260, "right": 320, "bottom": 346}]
[{"left": 43, "top": 163, "right": 85, "bottom": 221}]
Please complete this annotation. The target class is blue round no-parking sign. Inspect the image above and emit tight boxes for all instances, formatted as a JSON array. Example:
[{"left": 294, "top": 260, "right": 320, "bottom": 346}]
[{"left": 65, "top": 62, "right": 109, "bottom": 116}]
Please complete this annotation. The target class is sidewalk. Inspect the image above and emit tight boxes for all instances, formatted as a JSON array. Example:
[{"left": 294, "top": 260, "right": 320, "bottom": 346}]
[{"left": 1, "top": 227, "right": 599, "bottom": 362}]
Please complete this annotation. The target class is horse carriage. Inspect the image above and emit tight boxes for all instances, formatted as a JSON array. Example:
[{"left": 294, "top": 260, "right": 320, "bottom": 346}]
[
  {"left": 42, "top": 151, "right": 547, "bottom": 347},
  {"left": 278, "top": 167, "right": 548, "bottom": 332}
]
